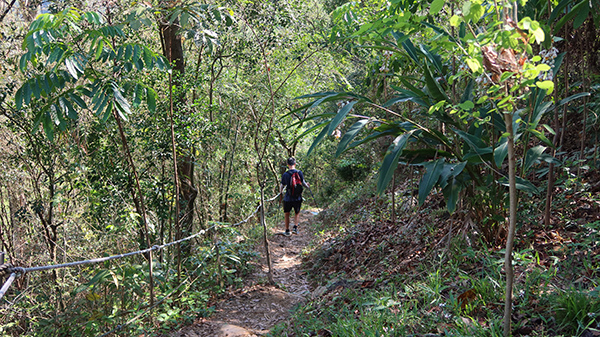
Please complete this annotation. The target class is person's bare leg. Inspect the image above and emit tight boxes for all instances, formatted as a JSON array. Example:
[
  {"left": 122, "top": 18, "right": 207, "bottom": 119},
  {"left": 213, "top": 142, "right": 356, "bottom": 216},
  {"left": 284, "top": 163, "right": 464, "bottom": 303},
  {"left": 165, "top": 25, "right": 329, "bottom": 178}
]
[
  {"left": 294, "top": 211, "right": 300, "bottom": 228},
  {"left": 284, "top": 212, "right": 291, "bottom": 231}
]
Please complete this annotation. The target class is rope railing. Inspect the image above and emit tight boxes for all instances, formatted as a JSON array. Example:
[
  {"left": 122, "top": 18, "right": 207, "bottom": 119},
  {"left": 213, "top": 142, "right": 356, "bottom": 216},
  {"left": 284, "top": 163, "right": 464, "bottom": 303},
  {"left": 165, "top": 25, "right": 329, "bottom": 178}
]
[{"left": 0, "top": 192, "right": 281, "bottom": 303}]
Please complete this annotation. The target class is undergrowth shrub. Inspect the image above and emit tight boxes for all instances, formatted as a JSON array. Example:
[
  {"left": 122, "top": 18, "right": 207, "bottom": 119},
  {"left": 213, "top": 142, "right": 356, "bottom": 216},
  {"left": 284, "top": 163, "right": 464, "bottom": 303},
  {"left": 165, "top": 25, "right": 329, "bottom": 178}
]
[{"left": 554, "top": 289, "right": 600, "bottom": 335}]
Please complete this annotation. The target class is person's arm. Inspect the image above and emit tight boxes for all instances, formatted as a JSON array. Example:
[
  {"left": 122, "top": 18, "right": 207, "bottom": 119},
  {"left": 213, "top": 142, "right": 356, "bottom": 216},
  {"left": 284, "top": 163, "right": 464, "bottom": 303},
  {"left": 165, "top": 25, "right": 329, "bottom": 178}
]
[{"left": 300, "top": 171, "right": 309, "bottom": 187}]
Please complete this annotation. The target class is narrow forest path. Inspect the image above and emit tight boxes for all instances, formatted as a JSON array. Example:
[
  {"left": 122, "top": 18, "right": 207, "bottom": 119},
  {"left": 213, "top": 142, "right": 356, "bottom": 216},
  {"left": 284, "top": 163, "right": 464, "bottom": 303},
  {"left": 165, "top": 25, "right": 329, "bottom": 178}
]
[{"left": 170, "top": 209, "right": 318, "bottom": 337}]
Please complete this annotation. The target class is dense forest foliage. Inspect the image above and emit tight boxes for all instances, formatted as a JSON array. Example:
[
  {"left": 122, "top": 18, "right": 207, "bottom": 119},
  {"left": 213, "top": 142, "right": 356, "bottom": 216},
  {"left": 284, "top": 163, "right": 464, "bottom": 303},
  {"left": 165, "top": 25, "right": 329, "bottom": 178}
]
[{"left": 0, "top": 0, "right": 599, "bottom": 336}]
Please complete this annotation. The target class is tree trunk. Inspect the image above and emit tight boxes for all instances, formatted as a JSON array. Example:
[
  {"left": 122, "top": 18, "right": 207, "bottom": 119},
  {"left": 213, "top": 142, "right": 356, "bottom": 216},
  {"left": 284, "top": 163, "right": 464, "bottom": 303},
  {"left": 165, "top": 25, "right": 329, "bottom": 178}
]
[
  {"left": 160, "top": 8, "right": 197, "bottom": 255},
  {"left": 503, "top": 112, "right": 517, "bottom": 337}
]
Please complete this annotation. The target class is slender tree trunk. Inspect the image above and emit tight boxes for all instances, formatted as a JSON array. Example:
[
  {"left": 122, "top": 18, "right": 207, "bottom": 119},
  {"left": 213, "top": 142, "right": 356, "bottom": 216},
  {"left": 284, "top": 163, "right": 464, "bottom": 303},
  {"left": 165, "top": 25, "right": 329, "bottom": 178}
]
[
  {"left": 160, "top": 8, "right": 198, "bottom": 257},
  {"left": 113, "top": 112, "right": 154, "bottom": 306},
  {"left": 503, "top": 112, "right": 517, "bottom": 337},
  {"left": 259, "top": 183, "right": 274, "bottom": 284}
]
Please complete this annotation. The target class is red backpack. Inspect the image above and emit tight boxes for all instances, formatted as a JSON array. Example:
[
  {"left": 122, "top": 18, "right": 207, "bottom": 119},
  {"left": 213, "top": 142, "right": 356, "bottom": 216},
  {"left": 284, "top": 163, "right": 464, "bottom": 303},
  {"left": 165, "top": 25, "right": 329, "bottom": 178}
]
[{"left": 290, "top": 171, "right": 304, "bottom": 198}]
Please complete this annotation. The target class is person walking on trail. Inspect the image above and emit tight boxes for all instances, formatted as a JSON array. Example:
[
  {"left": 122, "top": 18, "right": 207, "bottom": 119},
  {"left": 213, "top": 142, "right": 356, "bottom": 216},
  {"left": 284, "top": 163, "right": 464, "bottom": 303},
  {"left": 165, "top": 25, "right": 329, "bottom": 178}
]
[{"left": 280, "top": 157, "right": 309, "bottom": 237}]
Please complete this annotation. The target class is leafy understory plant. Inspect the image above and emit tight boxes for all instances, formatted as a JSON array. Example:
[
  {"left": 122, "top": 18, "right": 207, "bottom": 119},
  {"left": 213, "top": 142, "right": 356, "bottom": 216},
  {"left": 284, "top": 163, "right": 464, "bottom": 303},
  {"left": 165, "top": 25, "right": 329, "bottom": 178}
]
[{"left": 295, "top": 0, "right": 590, "bottom": 336}]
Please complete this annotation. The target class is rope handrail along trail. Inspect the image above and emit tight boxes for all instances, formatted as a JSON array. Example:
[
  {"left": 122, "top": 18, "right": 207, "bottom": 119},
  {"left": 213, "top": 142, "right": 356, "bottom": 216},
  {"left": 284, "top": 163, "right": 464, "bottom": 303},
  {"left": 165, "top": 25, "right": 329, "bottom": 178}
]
[{"left": 0, "top": 192, "right": 281, "bottom": 304}]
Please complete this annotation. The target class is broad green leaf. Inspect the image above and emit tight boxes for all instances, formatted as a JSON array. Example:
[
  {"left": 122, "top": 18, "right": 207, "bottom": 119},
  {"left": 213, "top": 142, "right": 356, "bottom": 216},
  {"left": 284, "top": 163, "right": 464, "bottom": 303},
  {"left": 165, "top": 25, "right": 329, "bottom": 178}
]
[
  {"left": 438, "top": 161, "right": 467, "bottom": 189},
  {"left": 460, "top": 79, "right": 474, "bottom": 103},
  {"left": 401, "top": 37, "right": 420, "bottom": 64},
  {"left": 458, "top": 101, "right": 474, "bottom": 111},
  {"left": 524, "top": 145, "right": 546, "bottom": 172},
  {"left": 23, "top": 82, "right": 32, "bottom": 106},
  {"left": 65, "top": 56, "right": 79, "bottom": 79},
  {"left": 42, "top": 113, "right": 54, "bottom": 141},
  {"left": 418, "top": 158, "right": 445, "bottom": 205},
  {"left": 419, "top": 44, "right": 443, "bottom": 74},
  {"left": 377, "top": 130, "right": 416, "bottom": 195},
  {"left": 69, "top": 92, "right": 87, "bottom": 109},
  {"left": 499, "top": 176, "right": 540, "bottom": 194},
  {"left": 557, "top": 92, "right": 590, "bottom": 107},
  {"left": 442, "top": 177, "right": 462, "bottom": 213},
  {"left": 112, "top": 85, "right": 130, "bottom": 120},
  {"left": 450, "top": 15, "right": 461, "bottom": 27},
  {"left": 15, "top": 86, "right": 23, "bottom": 110},
  {"left": 423, "top": 62, "right": 448, "bottom": 102},
  {"left": 95, "top": 39, "right": 104, "bottom": 60},
  {"left": 549, "top": 0, "right": 572, "bottom": 22},
  {"left": 430, "top": 0, "right": 445, "bottom": 14},
  {"left": 454, "top": 129, "right": 487, "bottom": 150},
  {"left": 553, "top": 0, "right": 587, "bottom": 33},
  {"left": 572, "top": 3, "right": 589, "bottom": 29},
  {"left": 306, "top": 123, "right": 331, "bottom": 157},
  {"left": 336, "top": 119, "right": 370, "bottom": 157},
  {"left": 528, "top": 129, "right": 553, "bottom": 147},
  {"left": 466, "top": 58, "right": 481, "bottom": 72},
  {"left": 494, "top": 137, "right": 509, "bottom": 167},
  {"left": 146, "top": 87, "right": 157, "bottom": 112},
  {"left": 535, "top": 80, "right": 554, "bottom": 94}
]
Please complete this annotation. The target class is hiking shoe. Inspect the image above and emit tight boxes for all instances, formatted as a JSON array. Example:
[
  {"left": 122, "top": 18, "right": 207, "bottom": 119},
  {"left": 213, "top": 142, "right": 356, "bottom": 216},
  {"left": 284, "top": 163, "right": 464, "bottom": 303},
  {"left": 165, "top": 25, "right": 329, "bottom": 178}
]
[
  {"left": 284, "top": 230, "right": 291, "bottom": 237},
  {"left": 292, "top": 226, "right": 298, "bottom": 234}
]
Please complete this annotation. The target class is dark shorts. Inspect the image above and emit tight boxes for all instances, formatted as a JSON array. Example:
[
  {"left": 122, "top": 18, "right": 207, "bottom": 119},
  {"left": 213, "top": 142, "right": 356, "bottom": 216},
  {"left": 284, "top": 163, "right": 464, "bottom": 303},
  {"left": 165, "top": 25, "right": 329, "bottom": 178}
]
[{"left": 283, "top": 200, "right": 302, "bottom": 214}]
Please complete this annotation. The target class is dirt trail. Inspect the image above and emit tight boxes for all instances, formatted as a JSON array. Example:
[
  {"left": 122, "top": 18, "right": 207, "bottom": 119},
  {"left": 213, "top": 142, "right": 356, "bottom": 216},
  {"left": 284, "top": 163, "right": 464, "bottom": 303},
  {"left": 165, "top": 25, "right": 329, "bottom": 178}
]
[{"left": 170, "top": 209, "right": 318, "bottom": 337}]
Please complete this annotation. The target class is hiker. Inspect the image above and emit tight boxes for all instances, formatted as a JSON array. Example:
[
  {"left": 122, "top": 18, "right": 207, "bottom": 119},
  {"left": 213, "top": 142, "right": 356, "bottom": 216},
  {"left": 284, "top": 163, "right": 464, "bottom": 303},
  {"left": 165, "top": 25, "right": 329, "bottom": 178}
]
[{"left": 280, "top": 157, "right": 309, "bottom": 236}]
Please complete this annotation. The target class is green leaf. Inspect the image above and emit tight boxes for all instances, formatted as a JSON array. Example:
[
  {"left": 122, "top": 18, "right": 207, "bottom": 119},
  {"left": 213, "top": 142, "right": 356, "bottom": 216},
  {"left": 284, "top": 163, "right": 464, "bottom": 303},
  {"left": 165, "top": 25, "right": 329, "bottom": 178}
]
[
  {"left": 430, "top": 0, "right": 445, "bottom": 14},
  {"left": 499, "top": 176, "right": 540, "bottom": 194},
  {"left": 65, "top": 56, "right": 79, "bottom": 79},
  {"left": 424, "top": 62, "right": 448, "bottom": 103},
  {"left": 59, "top": 96, "right": 77, "bottom": 119},
  {"left": 458, "top": 100, "right": 474, "bottom": 111},
  {"left": 494, "top": 137, "right": 509, "bottom": 167},
  {"left": 23, "top": 82, "right": 32, "bottom": 106},
  {"left": 438, "top": 161, "right": 467, "bottom": 189},
  {"left": 535, "top": 80, "right": 554, "bottom": 94},
  {"left": 146, "top": 87, "right": 157, "bottom": 112},
  {"left": 549, "top": 0, "right": 572, "bottom": 22},
  {"left": 306, "top": 123, "right": 331, "bottom": 157},
  {"left": 553, "top": 0, "right": 587, "bottom": 33},
  {"left": 95, "top": 39, "right": 104, "bottom": 60},
  {"left": 43, "top": 113, "right": 54, "bottom": 141},
  {"left": 69, "top": 92, "right": 87, "bottom": 109},
  {"left": 528, "top": 129, "right": 553, "bottom": 147},
  {"left": 450, "top": 15, "right": 462, "bottom": 27},
  {"left": 328, "top": 100, "right": 358, "bottom": 135},
  {"left": 377, "top": 131, "right": 416, "bottom": 195},
  {"left": 466, "top": 58, "right": 481, "bottom": 72},
  {"left": 524, "top": 145, "right": 546, "bottom": 172},
  {"left": 112, "top": 84, "right": 130, "bottom": 120},
  {"left": 557, "top": 92, "right": 590, "bottom": 107},
  {"left": 15, "top": 86, "right": 23, "bottom": 110},
  {"left": 336, "top": 119, "right": 370, "bottom": 157},
  {"left": 401, "top": 37, "right": 420, "bottom": 64},
  {"left": 418, "top": 158, "right": 445, "bottom": 205},
  {"left": 442, "top": 177, "right": 462, "bottom": 213},
  {"left": 572, "top": 3, "right": 589, "bottom": 29}
]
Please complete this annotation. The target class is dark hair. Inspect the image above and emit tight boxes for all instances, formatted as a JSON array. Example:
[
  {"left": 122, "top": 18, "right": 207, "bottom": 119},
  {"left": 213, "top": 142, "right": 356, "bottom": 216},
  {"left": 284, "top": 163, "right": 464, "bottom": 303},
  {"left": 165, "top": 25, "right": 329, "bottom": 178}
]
[{"left": 287, "top": 157, "right": 296, "bottom": 166}]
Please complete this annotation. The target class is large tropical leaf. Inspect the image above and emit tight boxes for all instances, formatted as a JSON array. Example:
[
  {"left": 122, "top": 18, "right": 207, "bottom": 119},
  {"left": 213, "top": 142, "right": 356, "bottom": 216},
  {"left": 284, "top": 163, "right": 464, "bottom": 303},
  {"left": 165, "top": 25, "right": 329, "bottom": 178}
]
[
  {"left": 418, "top": 158, "right": 445, "bottom": 205},
  {"left": 423, "top": 62, "right": 449, "bottom": 103},
  {"left": 442, "top": 176, "right": 462, "bottom": 213},
  {"left": 499, "top": 176, "right": 540, "bottom": 194},
  {"left": 377, "top": 130, "right": 416, "bottom": 195},
  {"left": 306, "top": 124, "right": 332, "bottom": 157},
  {"left": 494, "top": 137, "right": 509, "bottom": 167},
  {"left": 336, "top": 119, "right": 370, "bottom": 157},
  {"left": 328, "top": 100, "right": 358, "bottom": 135},
  {"left": 524, "top": 145, "right": 547, "bottom": 172}
]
